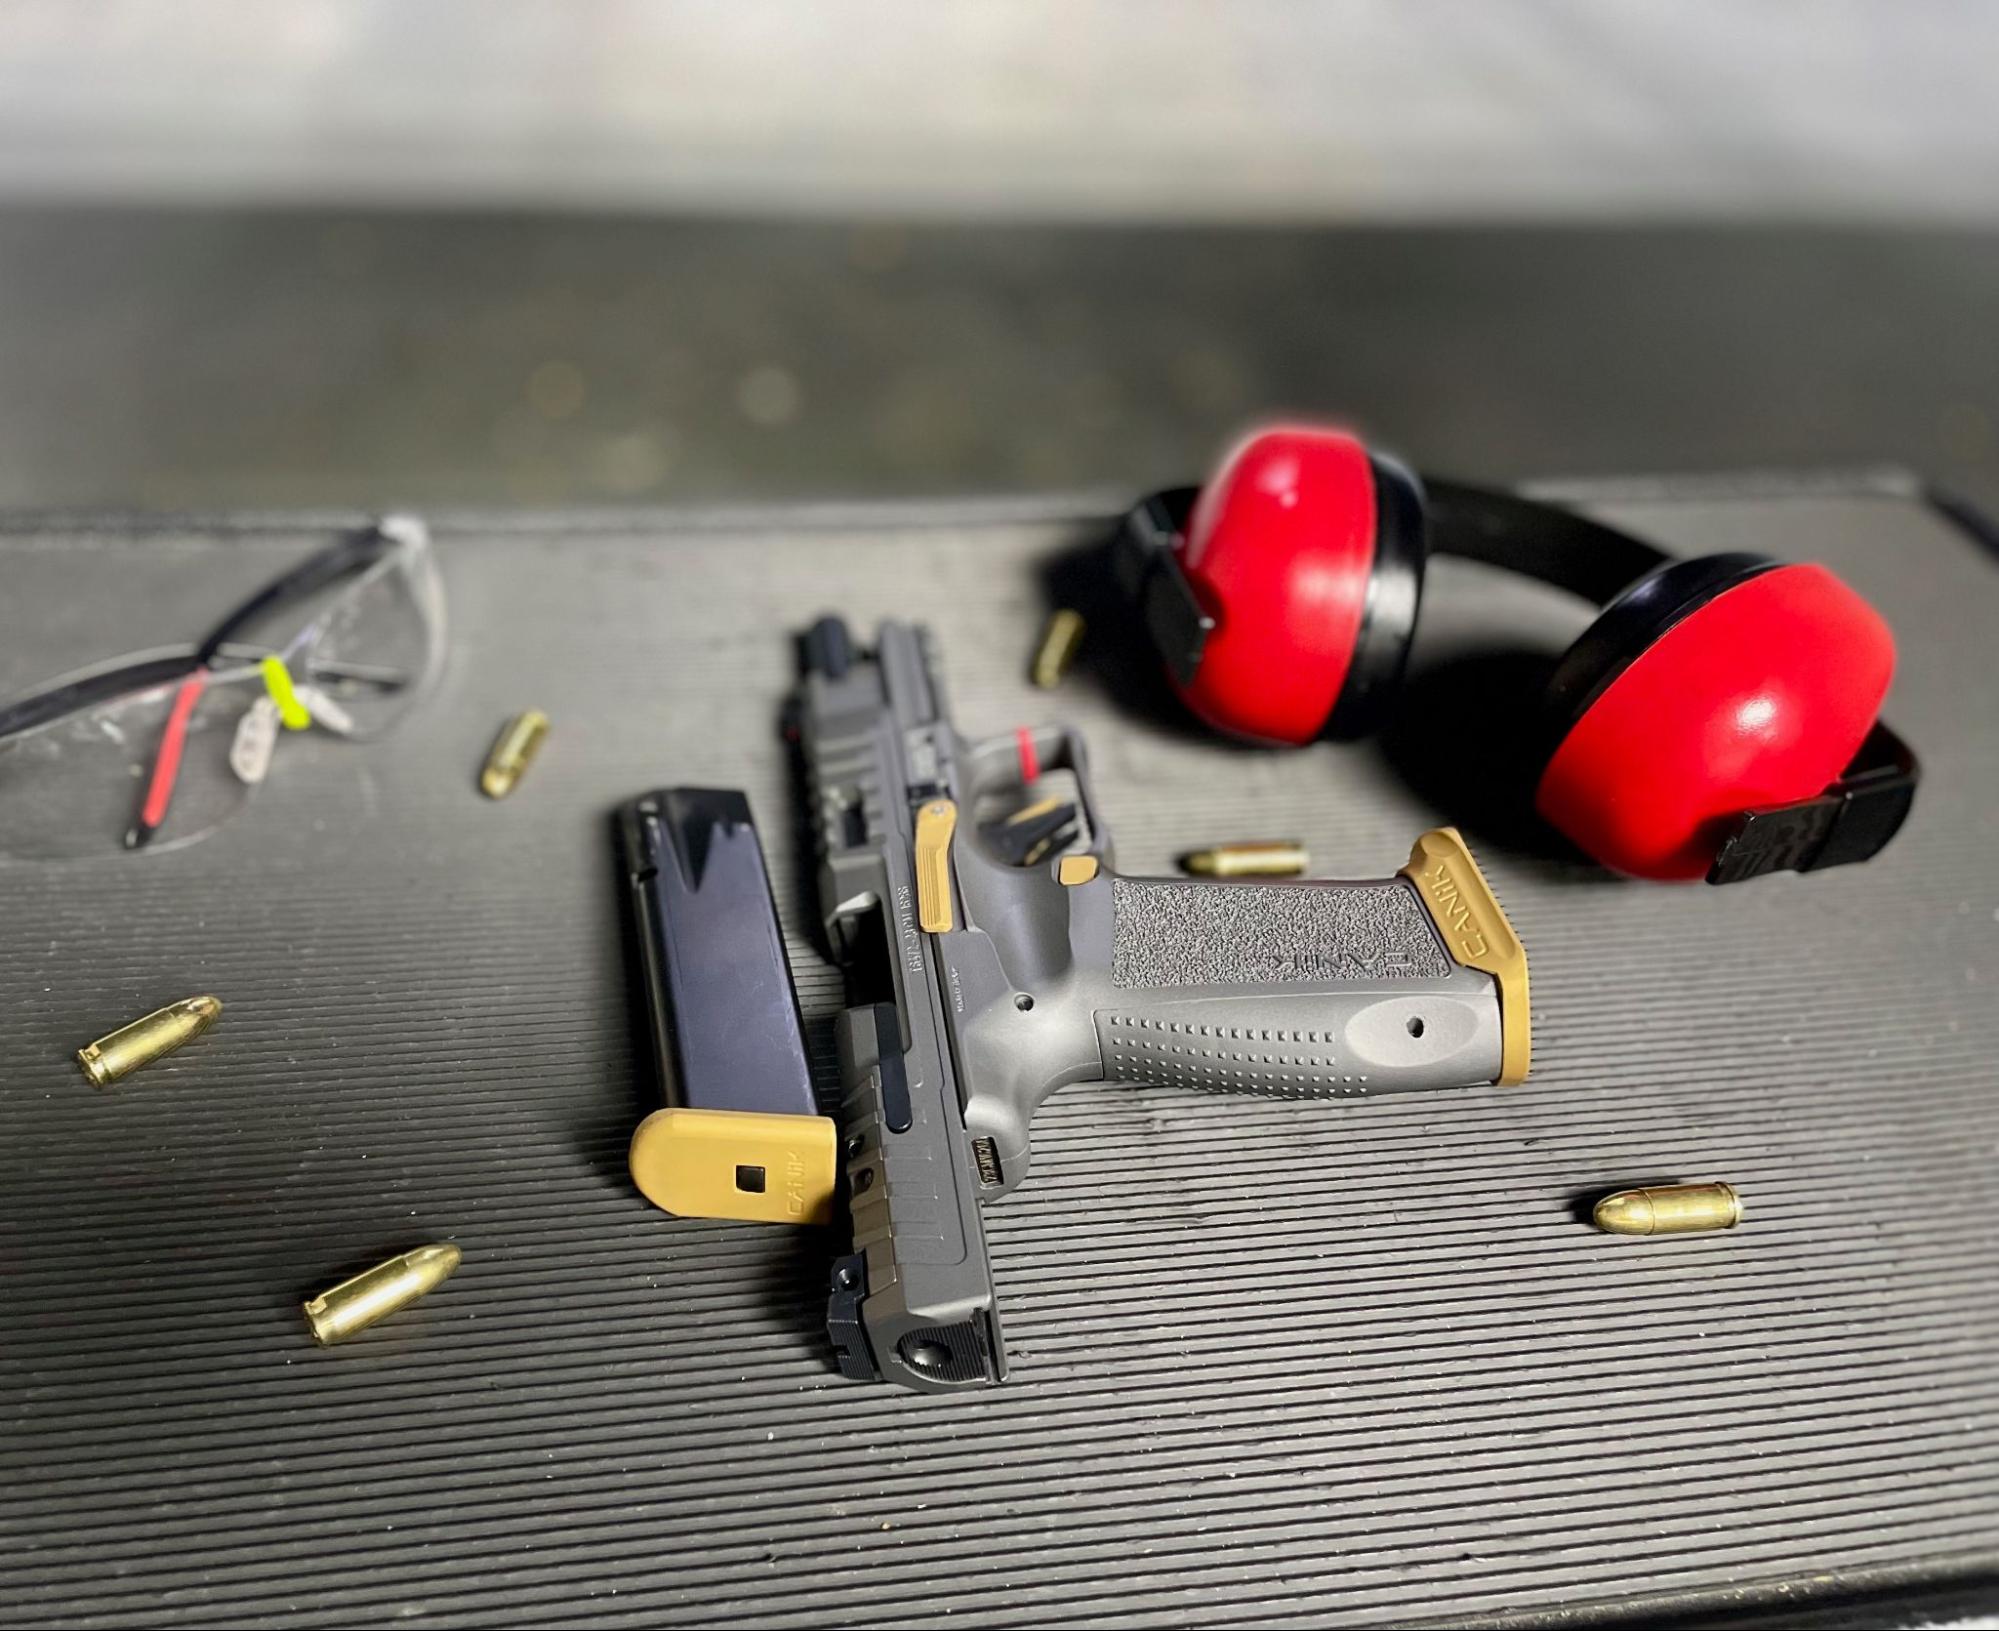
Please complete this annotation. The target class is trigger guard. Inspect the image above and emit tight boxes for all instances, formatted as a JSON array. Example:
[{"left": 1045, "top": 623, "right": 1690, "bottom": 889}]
[{"left": 961, "top": 723, "right": 1114, "bottom": 870}]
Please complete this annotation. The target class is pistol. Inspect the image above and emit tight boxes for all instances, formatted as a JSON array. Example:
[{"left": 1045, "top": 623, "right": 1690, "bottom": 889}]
[{"left": 796, "top": 616, "right": 1530, "bottom": 1392}]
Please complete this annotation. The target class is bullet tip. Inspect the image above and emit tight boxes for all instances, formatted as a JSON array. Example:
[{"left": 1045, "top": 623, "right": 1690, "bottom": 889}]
[
  {"left": 1592, "top": 1191, "right": 1654, "bottom": 1235},
  {"left": 409, "top": 1242, "right": 463, "bottom": 1282},
  {"left": 1180, "top": 851, "right": 1217, "bottom": 876}
]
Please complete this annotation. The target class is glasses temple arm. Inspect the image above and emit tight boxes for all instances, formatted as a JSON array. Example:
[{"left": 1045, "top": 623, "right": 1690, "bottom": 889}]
[
  {"left": 0, "top": 653, "right": 201, "bottom": 742},
  {"left": 194, "top": 525, "right": 393, "bottom": 666}
]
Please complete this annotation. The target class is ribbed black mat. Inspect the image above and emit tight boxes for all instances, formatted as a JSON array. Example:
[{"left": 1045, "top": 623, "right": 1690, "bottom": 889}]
[{"left": 3, "top": 483, "right": 1996, "bottom": 1628}]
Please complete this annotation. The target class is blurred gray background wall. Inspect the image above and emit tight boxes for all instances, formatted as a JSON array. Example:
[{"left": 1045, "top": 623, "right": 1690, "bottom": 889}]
[{"left": 0, "top": 0, "right": 1993, "bottom": 510}]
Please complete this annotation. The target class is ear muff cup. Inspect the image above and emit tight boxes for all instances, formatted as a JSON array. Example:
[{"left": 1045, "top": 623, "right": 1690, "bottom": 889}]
[
  {"left": 1172, "top": 426, "right": 1426, "bottom": 746},
  {"left": 1535, "top": 557, "right": 1897, "bottom": 880}
]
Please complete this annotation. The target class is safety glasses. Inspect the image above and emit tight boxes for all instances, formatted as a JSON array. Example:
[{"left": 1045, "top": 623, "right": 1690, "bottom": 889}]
[{"left": 0, "top": 516, "right": 444, "bottom": 860}]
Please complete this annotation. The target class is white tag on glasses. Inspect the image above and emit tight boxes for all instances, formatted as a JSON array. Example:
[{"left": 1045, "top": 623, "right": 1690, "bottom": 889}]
[
  {"left": 295, "top": 685, "right": 356, "bottom": 737},
  {"left": 230, "top": 695, "right": 282, "bottom": 785}
]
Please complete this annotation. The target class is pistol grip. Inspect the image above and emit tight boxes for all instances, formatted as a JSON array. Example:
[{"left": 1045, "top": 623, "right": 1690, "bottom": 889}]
[{"left": 1098, "top": 829, "right": 1528, "bottom": 1095}]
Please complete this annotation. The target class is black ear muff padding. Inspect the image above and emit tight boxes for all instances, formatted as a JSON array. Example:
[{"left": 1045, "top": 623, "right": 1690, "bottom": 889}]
[
  {"left": 1322, "top": 455, "right": 1428, "bottom": 741},
  {"left": 1541, "top": 552, "right": 1779, "bottom": 752}
]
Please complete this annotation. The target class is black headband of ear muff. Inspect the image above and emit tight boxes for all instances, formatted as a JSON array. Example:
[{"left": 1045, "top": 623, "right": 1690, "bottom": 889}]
[
  {"left": 1421, "top": 478, "right": 1670, "bottom": 605},
  {"left": 1425, "top": 477, "right": 1779, "bottom": 738}
]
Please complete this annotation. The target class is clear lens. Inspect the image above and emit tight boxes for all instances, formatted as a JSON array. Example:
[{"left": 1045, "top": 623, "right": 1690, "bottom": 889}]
[
  {"left": 0, "top": 520, "right": 445, "bottom": 861},
  {"left": 286, "top": 529, "right": 445, "bottom": 738},
  {"left": 0, "top": 670, "right": 259, "bottom": 860}
]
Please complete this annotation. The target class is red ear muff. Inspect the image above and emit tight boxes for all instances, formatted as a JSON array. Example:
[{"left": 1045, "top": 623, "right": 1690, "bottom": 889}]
[
  {"left": 1170, "top": 426, "right": 1423, "bottom": 746},
  {"left": 1535, "top": 560, "right": 1897, "bottom": 881},
  {"left": 1119, "top": 432, "right": 1915, "bottom": 878}
]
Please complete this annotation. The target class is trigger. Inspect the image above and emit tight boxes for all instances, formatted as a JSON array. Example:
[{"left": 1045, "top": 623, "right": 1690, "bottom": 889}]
[{"left": 985, "top": 798, "right": 1078, "bottom": 866}]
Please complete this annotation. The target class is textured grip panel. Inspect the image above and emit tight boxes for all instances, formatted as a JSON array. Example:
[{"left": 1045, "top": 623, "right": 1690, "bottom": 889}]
[
  {"left": 1111, "top": 876, "right": 1450, "bottom": 988},
  {"left": 1099, "top": 1011, "right": 1378, "bottom": 1096}
]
